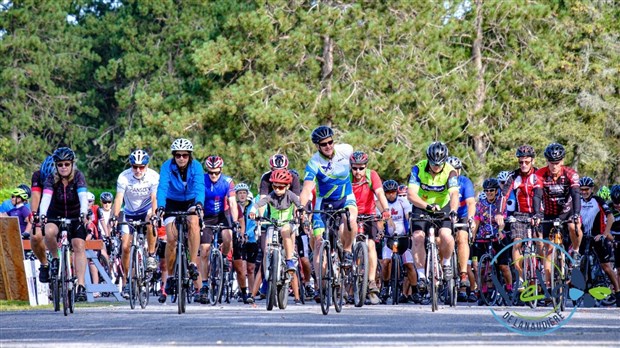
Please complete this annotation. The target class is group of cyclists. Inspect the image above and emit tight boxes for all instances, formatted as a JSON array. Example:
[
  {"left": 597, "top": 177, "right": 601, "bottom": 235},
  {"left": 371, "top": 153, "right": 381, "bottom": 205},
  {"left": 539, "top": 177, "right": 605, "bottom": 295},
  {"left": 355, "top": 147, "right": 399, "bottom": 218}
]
[{"left": 9, "top": 124, "right": 620, "bottom": 309}]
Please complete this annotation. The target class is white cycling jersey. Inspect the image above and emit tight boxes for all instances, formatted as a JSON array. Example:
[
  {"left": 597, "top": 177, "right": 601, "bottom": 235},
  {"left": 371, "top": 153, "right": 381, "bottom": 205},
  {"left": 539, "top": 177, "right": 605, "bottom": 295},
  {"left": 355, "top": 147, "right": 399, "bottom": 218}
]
[
  {"left": 116, "top": 168, "right": 159, "bottom": 216},
  {"left": 386, "top": 197, "right": 410, "bottom": 236},
  {"left": 98, "top": 209, "right": 112, "bottom": 237}
]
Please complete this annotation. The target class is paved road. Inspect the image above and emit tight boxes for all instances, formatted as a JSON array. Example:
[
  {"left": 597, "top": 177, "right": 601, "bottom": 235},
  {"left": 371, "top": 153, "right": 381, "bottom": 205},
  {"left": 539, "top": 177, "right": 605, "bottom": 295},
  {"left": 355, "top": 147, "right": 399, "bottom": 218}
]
[{"left": 1, "top": 296, "right": 618, "bottom": 347}]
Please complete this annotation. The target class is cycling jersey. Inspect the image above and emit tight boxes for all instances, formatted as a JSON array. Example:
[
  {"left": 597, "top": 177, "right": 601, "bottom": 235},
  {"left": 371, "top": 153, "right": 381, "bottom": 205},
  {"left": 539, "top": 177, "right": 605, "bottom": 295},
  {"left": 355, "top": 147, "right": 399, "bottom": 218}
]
[
  {"left": 259, "top": 170, "right": 301, "bottom": 196},
  {"left": 456, "top": 175, "right": 475, "bottom": 218},
  {"left": 117, "top": 168, "right": 159, "bottom": 215},
  {"left": 385, "top": 197, "right": 410, "bottom": 236},
  {"left": 88, "top": 205, "right": 105, "bottom": 239},
  {"left": 502, "top": 168, "right": 538, "bottom": 214},
  {"left": 351, "top": 169, "right": 382, "bottom": 215},
  {"left": 156, "top": 158, "right": 205, "bottom": 208},
  {"left": 204, "top": 174, "right": 235, "bottom": 215},
  {"left": 534, "top": 166, "right": 580, "bottom": 216},
  {"left": 474, "top": 197, "right": 506, "bottom": 240},
  {"left": 408, "top": 160, "right": 459, "bottom": 208},
  {"left": 254, "top": 190, "right": 303, "bottom": 222},
  {"left": 41, "top": 170, "right": 88, "bottom": 218},
  {"left": 240, "top": 200, "right": 257, "bottom": 243},
  {"left": 304, "top": 144, "right": 354, "bottom": 200},
  {"left": 7, "top": 204, "right": 30, "bottom": 232},
  {"left": 98, "top": 209, "right": 112, "bottom": 236},
  {"left": 580, "top": 195, "right": 610, "bottom": 236},
  {"left": 30, "top": 170, "right": 45, "bottom": 194}
]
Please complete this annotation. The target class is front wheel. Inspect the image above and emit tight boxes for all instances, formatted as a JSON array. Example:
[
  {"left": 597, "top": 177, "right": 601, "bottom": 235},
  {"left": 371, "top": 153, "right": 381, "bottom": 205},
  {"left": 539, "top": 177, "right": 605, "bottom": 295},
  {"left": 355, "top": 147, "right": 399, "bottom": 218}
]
[
  {"left": 177, "top": 244, "right": 187, "bottom": 314},
  {"left": 477, "top": 254, "right": 497, "bottom": 306},
  {"left": 333, "top": 249, "right": 344, "bottom": 313},
  {"left": 137, "top": 249, "right": 149, "bottom": 309},
  {"left": 318, "top": 241, "right": 332, "bottom": 315},
  {"left": 208, "top": 251, "right": 224, "bottom": 306},
  {"left": 353, "top": 242, "right": 369, "bottom": 308},
  {"left": 428, "top": 245, "right": 438, "bottom": 312},
  {"left": 61, "top": 249, "right": 70, "bottom": 316},
  {"left": 128, "top": 246, "right": 137, "bottom": 310},
  {"left": 391, "top": 255, "right": 400, "bottom": 305},
  {"left": 266, "top": 251, "right": 279, "bottom": 311}
]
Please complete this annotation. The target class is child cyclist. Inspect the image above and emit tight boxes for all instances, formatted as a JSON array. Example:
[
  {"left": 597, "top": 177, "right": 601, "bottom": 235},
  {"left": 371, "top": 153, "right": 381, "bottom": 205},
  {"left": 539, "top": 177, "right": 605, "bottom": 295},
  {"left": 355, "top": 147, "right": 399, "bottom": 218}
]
[{"left": 249, "top": 169, "right": 305, "bottom": 274}]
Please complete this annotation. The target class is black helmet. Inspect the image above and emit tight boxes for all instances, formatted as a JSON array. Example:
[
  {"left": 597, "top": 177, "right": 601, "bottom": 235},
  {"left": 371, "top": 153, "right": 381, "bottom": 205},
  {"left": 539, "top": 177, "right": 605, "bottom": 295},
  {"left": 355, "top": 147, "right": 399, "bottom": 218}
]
[
  {"left": 100, "top": 192, "right": 114, "bottom": 203},
  {"left": 426, "top": 141, "right": 449, "bottom": 165},
  {"left": 446, "top": 156, "right": 462, "bottom": 170},
  {"left": 544, "top": 143, "right": 565, "bottom": 162},
  {"left": 311, "top": 125, "right": 334, "bottom": 144},
  {"left": 483, "top": 178, "right": 500, "bottom": 190},
  {"left": 52, "top": 147, "right": 76, "bottom": 162},
  {"left": 383, "top": 180, "right": 399, "bottom": 192},
  {"left": 610, "top": 185, "right": 620, "bottom": 204},
  {"left": 516, "top": 144, "right": 536, "bottom": 158},
  {"left": 579, "top": 176, "right": 594, "bottom": 188}
]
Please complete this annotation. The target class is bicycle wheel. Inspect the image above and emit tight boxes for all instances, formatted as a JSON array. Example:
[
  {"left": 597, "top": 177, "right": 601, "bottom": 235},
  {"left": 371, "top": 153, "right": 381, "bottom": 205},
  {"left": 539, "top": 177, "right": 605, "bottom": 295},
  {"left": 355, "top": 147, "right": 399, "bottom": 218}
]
[
  {"left": 391, "top": 255, "right": 400, "bottom": 305},
  {"left": 477, "top": 254, "right": 496, "bottom": 306},
  {"left": 448, "top": 252, "right": 457, "bottom": 307},
  {"left": 297, "top": 265, "right": 305, "bottom": 305},
  {"left": 66, "top": 249, "right": 75, "bottom": 314},
  {"left": 137, "top": 248, "right": 149, "bottom": 309},
  {"left": 551, "top": 251, "right": 566, "bottom": 312},
  {"left": 333, "top": 249, "right": 344, "bottom": 313},
  {"left": 318, "top": 241, "right": 331, "bottom": 315},
  {"left": 267, "top": 250, "right": 279, "bottom": 311},
  {"left": 177, "top": 244, "right": 186, "bottom": 314},
  {"left": 428, "top": 245, "right": 438, "bottom": 312},
  {"left": 353, "top": 242, "right": 368, "bottom": 308},
  {"left": 52, "top": 278, "right": 60, "bottom": 312},
  {"left": 128, "top": 246, "right": 137, "bottom": 310},
  {"left": 208, "top": 251, "right": 224, "bottom": 306},
  {"left": 523, "top": 252, "right": 538, "bottom": 309},
  {"left": 61, "top": 248, "right": 69, "bottom": 316}
]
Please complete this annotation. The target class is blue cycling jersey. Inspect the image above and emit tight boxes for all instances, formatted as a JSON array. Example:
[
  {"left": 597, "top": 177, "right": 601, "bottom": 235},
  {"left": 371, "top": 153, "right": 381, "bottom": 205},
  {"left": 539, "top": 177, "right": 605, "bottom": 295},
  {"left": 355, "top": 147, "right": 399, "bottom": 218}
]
[
  {"left": 204, "top": 174, "right": 235, "bottom": 215},
  {"left": 457, "top": 175, "right": 475, "bottom": 218},
  {"left": 156, "top": 158, "right": 205, "bottom": 208}
]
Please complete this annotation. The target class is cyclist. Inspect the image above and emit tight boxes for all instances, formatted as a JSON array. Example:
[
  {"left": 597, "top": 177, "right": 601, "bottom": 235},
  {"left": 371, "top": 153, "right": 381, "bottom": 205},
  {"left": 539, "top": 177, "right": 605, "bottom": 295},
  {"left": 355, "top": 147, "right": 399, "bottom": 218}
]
[
  {"left": 446, "top": 156, "right": 475, "bottom": 302},
  {"left": 98, "top": 192, "right": 114, "bottom": 237},
  {"left": 349, "top": 150, "right": 391, "bottom": 305},
  {"left": 397, "top": 185, "right": 408, "bottom": 199},
  {"left": 533, "top": 143, "right": 582, "bottom": 269},
  {"left": 198, "top": 155, "right": 238, "bottom": 304},
  {"left": 609, "top": 185, "right": 620, "bottom": 305},
  {"left": 471, "top": 178, "right": 512, "bottom": 299},
  {"left": 380, "top": 179, "right": 418, "bottom": 303},
  {"left": 37, "top": 147, "right": 90, "bottom": 301},
  {"left": 236, "top": 183, "right": 258, "bottom": 304},
  {"left": 259, "top": 154, "right": 301, "bottom": 197},
  {"left": 29, "top": 156, "right": 55, "bottom": 281},
  {"left": 407, "top": 141, "right": 460, "bottom": 289},
  {"left": 498, "top": 144, "right": 540, "bottom": 291},
  {"left": 2, "top": 188, "right": 32, "bottom": 238},
  {"left": 156, "top": 139, "right": 205, "bottom": 299},
  {"left": 85, "top": 192, "right": 109, "bottom": 296},
  {"left": 0, "top": 183, "right": 31, "bottom": 213},
  {"left": 299, "top": 125, "right": 358, "bottom": 300},
  {"left": 578, "top": 177, "right": 619, "bottom": 296},
  {"left": 113, "top": 149, "right": 160, "bottom": 298}
]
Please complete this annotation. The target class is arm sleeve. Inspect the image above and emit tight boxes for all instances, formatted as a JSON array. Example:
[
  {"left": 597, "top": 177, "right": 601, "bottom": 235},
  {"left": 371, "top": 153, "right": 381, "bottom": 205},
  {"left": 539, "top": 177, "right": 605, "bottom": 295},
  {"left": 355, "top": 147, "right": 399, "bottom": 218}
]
[
  {"left": 78, "top": 191, "right": 89, "bottom": 217},
  {"left": 156, "top": 161, "right": 170, "bottom": 209},
  {"left": 570, "top": 187, "right": 581, "bottom": 214},
  {"left": 192, "top": 160, "right": 205, "bottom": 206},
  {"left": 533, "top": 187, "right": 543, "bottom": 216}
]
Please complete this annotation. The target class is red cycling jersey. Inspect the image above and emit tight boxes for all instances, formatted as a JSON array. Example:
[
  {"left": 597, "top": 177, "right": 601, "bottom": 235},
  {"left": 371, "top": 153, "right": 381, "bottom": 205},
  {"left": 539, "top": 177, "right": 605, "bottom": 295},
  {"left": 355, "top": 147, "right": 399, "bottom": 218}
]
[
  {"left": 502, "top": 168, "right": 538, "bottom": 214},
  {"left": 351, "top": 169, "right": 382, "bottom": 215},
  {"left": 534, "top": 166, "right": 580, "bottom": 216}
]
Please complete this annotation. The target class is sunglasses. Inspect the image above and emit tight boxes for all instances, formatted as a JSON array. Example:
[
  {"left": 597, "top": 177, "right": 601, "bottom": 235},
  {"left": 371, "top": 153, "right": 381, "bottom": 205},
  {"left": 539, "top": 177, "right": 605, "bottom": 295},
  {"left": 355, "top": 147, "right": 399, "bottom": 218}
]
[
  {"left": 132, "top": 165, "right": 146, "bottom": 170},
  {"left": 548, "top": 161, "right": 561, "bottom": 165},
  {"left": 318, "top": 140, "right": 334, "bottom": 148},
  {"left": 102, "top": 201, "right": 112, "bottom": 204},
  {"left": 272, "top": 184, "right": 287, "bottom": 190},
  {"left": 579, "top": 187, "right": 591, "bottom": 191},
  {"left": 483, "top": 189, "right": 497, "bottom": 193},
  {"left": 56, "top": 162, "right": 72, "bottom": 168},
  {"left": 174, "top": 153, "right": 190, "bottom": 159},
  {"left": 208, "top": 171, "right": 221, "bottom": 176},
  {"left": 518, "top": 160, "right": 531, "bottom": 165},
  {"left": 429, "top": 162, "right": 444, "bottom": 167},
  {"left": 351, "top": 166, "right": 366, "bottom": 171}
]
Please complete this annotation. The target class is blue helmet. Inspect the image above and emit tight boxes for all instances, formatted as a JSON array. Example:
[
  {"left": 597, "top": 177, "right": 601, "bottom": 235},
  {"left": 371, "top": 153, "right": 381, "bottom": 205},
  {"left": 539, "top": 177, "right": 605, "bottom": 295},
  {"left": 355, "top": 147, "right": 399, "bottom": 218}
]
[{"left": 40, "top": 155, "right": 55, "bottom": 181}]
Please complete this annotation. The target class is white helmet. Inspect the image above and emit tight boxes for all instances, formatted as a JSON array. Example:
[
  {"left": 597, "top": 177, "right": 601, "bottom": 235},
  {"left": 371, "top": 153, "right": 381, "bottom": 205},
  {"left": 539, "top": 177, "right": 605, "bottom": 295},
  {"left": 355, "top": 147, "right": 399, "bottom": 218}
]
[
  {"left": 171, "top": 138, "right": 193, "bottom": 152},
  {"left": 497, "top": 171, "right": 511, "bottom": 183},
  {"left": 235, "top": 183, "right": 250, "bottom": 192},
  {"left": 87, "top": 192, "right": 96, "bottom": 202},
  {"left": 478, "top": 192, "right": 487, "bottom": 201}
]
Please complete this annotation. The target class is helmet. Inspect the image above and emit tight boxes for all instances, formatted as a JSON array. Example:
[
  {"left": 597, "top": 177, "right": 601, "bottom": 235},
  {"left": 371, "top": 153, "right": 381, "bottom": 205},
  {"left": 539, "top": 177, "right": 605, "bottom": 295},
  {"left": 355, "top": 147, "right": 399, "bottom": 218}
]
[
  {"left": 597, "top": 186, "right": 610, "bottom": 201},
  {"left": 483, "top": 178, "right": 500, "bottom": 190},
  {"left": 52, "top": 147, "right": 75, "bottom": 162},
  {"left": 87, "top": 192, "right": 95, "bottom": 202},
  {"left": 478, "top": 192, "right": 487, "bottom": 201},
  {"left": 497, "top": 171, "right": 511, "bottom": 183},
  {"left": 100, "top": 192, "right": 113, "bottom": 203},
  {"left": 516, "top": 144, "right": 536, "bottom": 158},
  {"left": 234, "top": 183, "right": 250, "bottom": 192},
  {"left": 11, "top": 188, "right": 28, "bottom": 200},
  {"left": 204, "top": 155, "right": 224, "bottom": 169},
  {"left": 40, "top": 155, "right": 55, "bottom": 180},
  {"left": 170, "top": 138, "right": 194, "bottom": 152},
  {"left": 579, "top": 176, "right": 594, "bottom": 188},
  {"left": 311, "top": 125, "right": 334, "bottom": 144},
  {"left": 382, "top": 180, "right": 399, "bottom": 192},
  {"left": 350, "top": 151, "right": 369, "bottom": 165},
  {"left": 446, "top": 156, "right": 462, "bottom": 170},
  {"left": 247, "top": 191, "right": 254, "bottom": 200},
  {"left": 269, "top": 154, "right": 289, "bottom": 169},
  {"left": 426, "top": 141, "right": 449, "bottom": 165},
  {"left": 17, "top": 184, "right": 31, "bottom": 199},
  {"left": 270, "top": 169, "right": 293, "bottom": 185},
  {"left": 610, "top": 185, "right": 620, "bottom": 204},
  {"left": 398, "top": 185, "right": 408, "bottom": 195},
  {"left": 544, "top": 143, "right": 566, "bottom": 162},
  {"left": 129, "top": 149, "right": 150, "bottom": 165}
]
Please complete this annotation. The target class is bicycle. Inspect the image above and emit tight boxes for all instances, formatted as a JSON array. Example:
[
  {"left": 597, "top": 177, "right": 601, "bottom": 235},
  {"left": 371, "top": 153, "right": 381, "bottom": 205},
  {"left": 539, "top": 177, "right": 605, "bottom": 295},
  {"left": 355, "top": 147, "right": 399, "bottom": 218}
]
[
  {"left": 382, "top": 234, "right": 409, "bottom": 305},
  {"left": 202, "top": 223, "right": 231, "bottom": 305},
  {"left": 312, "top": 205, "right": 350, "bottom": 315},
  {"left": 255, "top": 216, "right": 300, "bottom": 310},
  {"left": 507, "top": 215, "right": 542, "bottom": 309},
  {"left": 117, "top": 219, "right": 153, "bottom": 309},
  {"left": 101, "top": 233, "right": 123, "bottom": 297},
  {"left": 346, "top": 214, "right": 374, "bottom": 307},
  {"left": 474, "top": 229, "right": 506, "bottom": 306},
  {"left": 576, "top": 235, "right": 616, "bottom": 307},
  {"left": 541, "top": 218, "right": 571, "bottom": 311},
  {"left": 164, "top": 208, "right": 203, "bottom": 314},
  {"left": 41, "top": 217, "right": 81, "bottom": 316}
]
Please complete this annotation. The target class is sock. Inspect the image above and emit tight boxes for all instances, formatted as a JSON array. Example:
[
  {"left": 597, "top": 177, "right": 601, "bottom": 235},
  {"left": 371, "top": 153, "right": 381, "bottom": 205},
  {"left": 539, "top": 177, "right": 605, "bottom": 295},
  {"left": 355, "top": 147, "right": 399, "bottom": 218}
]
[
  {"left": 417, "top": 268, "right": 425, "bottom": 279},
  {"left": 202, "top": 281, "right": 208, "bottom": 288},
  {"left": 442, "top": 258, "right": 451, "bottom": 266}
]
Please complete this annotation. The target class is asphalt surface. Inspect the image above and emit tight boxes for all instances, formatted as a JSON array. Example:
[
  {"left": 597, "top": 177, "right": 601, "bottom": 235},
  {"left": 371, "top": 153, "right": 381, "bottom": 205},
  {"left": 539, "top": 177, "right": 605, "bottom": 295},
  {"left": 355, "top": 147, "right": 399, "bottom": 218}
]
[{"left": 1, "top": 296, "right": 619, "bottom": 347}]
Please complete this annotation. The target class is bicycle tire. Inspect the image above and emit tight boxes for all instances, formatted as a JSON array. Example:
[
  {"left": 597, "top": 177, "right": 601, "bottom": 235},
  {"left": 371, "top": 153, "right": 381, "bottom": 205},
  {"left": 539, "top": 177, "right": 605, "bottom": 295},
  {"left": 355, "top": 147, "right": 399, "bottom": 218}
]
[
  {"left": 61, "top": 247, "right": 69, "bottom": 316},
  {"left": 138, "top": 248, "right": 149, "bottom": 309},
  {"left": 209, "top": 251, "right": 224, "bottom": 306},
  {"left": 52, "top": 279, "right": 60, "bottom": 312},
  {"left": 333, "top": 249, "right": 343, "bottom": 313},
  {"left": 477, "top": 254, "right": 495, "bottom": 306},
  {"left": 448, "top": 252, "right": 457, "bottom": 307},
  {"left": 67, "top": 248, "right": 75, "bottom": 314},
  {"left": 353, "top": 242, "right": 368, "bottom": 307},
  {"left": 267, "top": 250, "right": 278, "bottom": 311},
  {"left": 391, "top": 254, "right": 400, "bottom": 305},
  {"left": 297, "top": 265, "right": 305, "bottom": 305},
  {"left": 177, "top": 243, "right": 186, "bottom": 314},
  {"left": 523, "top": 252, "right": 538, "bottom": 309},
  {"left": 429, "top": 245, "right": 438, "bottom": 312},
  {"left": 128, "top": 246, "right": 137, "bottom": 310},
  {"left": 551, "top": 251, "right": 567, "bottom": 312},
  {"left": 318, "top": 241, "right": 331, "bottom": 315}
]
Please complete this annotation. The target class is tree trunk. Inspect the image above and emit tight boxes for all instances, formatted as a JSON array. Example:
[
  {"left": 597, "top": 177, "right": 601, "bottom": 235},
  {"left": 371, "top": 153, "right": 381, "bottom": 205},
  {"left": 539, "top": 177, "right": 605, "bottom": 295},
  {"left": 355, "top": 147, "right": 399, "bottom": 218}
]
[
  {"left": 471, "top": 0, "right": 487, "bottom": 165},
  {"left": 321, "top": 35, "right": 333, "bottom": 125}
]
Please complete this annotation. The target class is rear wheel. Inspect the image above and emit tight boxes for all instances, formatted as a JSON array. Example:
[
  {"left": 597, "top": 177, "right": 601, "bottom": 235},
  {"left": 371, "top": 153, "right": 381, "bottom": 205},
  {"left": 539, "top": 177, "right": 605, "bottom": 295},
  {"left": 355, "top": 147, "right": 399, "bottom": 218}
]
[
  {"left": 208, "top": 251, "right": 224, "bottom": 306},
  {"left": 52, "top": 278, "right": 60, "bottom": 312},
  {"left": 333, "top": 250, "right": 343, "bottom": 313},
  {"left": 128, "top": 246, "right": 137, "bottom": 310},
  {"left": 391, "top": 255, "right": 400, "bottom": 305},
  {"left": 267, "top": 251, "right": 279, "bottom": 311},
  {"left": 353, "top": 242, "right": 368, "bottom": 307},
  {"left": 523, "top": 252, "right": 539, "bottom": 309},
  {"left": 318, "top": 241, "right": 331, "bottom": 315},
  {"left": 477, "top": 254, "right": 496, "bottom": 306},
  {"left": 177, "top": 243, "right": 186, "bottom": 314}
]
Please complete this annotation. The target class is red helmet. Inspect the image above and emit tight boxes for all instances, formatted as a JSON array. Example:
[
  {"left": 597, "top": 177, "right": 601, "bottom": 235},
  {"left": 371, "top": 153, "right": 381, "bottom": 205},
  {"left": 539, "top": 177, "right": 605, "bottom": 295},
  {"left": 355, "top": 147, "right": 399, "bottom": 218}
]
[
  {"left": 270, "top": 169, "right": 293, "bottom": 185},
  {"left": 349, "top": 151, "right": 369, "bottom": 165},
  {"left": 269, "top": 154, "right": 289, "bottom": 169},
  {"left": 398, "top": 185, "right": 408, "bottom": 195},
  {"left": 204, "top": 155, "right": 224, "bottom": 169}
]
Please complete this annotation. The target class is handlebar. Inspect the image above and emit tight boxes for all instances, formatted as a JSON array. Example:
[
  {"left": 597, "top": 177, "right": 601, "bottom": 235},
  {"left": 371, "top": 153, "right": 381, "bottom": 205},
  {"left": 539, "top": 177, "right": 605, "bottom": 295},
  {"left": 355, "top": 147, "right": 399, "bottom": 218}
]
[
  {"left": 310, "top": 207, "right": 351, "bottom": 232},
  {"left": 41, "top": 217, "right": 82, "bottom": 237}
]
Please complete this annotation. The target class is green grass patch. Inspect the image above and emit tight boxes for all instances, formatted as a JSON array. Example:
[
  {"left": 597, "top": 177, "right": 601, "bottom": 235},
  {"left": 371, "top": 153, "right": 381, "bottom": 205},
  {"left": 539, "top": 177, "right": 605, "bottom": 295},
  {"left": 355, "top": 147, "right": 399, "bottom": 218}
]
[{"left": 0, "top": 299, "right": 126, "bottom": 312}]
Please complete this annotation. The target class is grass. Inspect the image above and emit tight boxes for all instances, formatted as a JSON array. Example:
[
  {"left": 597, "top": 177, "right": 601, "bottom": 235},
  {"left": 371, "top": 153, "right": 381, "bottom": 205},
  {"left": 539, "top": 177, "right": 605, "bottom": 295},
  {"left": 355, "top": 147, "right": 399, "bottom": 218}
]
[{"left": 0, "top": 299, "right": 126, "bottom": 312}]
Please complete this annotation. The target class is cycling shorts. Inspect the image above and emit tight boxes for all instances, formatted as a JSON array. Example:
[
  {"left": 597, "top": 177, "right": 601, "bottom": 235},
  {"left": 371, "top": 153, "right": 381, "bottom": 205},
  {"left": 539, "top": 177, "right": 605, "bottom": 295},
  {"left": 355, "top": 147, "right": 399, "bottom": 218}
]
[{"left": 312, "top": 194, "right": 356, "bottom": 237}]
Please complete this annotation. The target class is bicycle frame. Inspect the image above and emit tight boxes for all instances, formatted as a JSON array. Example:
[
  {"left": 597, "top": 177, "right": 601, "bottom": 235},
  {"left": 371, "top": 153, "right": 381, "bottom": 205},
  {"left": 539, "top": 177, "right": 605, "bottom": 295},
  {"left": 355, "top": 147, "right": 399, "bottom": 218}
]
[{"left": 117, "top": 220, "right": 151, "bottom": 310}]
